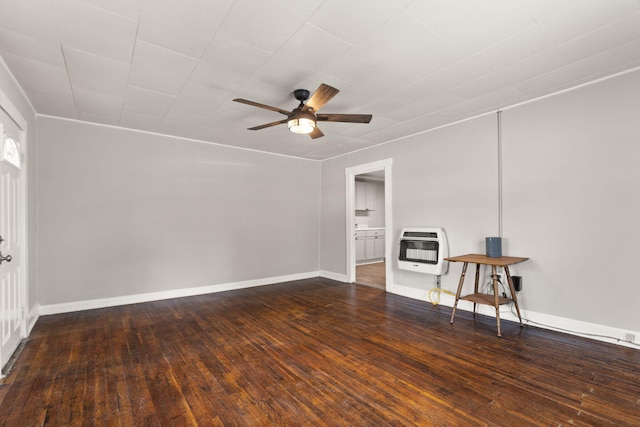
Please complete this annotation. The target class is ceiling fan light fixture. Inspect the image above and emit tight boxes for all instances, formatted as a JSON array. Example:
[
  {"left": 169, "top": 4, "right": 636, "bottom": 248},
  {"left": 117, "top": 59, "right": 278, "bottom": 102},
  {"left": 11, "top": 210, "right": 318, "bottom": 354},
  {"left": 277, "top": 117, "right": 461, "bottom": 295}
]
[{"left": 288, "top": 116, "right": 315, "bottom": 134}]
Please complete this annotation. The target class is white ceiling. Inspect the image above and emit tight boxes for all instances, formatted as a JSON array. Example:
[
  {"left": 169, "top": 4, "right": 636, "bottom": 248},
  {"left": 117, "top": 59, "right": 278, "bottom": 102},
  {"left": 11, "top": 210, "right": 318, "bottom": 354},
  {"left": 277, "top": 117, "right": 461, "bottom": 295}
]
[{"left": 1, "top": 0, "right": 639, "bottom": 160}]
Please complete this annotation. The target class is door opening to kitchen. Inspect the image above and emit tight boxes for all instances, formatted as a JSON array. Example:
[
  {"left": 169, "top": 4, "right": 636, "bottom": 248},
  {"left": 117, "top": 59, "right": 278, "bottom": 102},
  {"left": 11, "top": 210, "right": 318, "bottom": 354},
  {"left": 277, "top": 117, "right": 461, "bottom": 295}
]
[
  {"left": 354, "top": 171, "right": 386, "bottom": 289},
  {"left": 345, "top": 159, "right": 392, "bottom": 290}
]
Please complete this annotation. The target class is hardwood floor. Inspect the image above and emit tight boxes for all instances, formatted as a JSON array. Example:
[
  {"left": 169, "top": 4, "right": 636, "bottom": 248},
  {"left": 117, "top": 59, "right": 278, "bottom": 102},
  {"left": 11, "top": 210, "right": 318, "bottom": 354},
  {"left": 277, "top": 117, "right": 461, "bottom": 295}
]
[
  {"left": 1, "top": 278, "right": 639, "bottom": 426},
  {"left": 356, "top": 261, "right": 385, "bottom": 289}
]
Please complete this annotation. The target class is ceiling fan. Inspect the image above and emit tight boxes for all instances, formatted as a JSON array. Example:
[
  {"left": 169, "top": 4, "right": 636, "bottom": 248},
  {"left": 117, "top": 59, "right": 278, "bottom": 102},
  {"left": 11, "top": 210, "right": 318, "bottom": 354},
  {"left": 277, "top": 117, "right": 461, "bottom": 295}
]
[{"left": 233, "top": 83, "right": 372, "bottom": 139}]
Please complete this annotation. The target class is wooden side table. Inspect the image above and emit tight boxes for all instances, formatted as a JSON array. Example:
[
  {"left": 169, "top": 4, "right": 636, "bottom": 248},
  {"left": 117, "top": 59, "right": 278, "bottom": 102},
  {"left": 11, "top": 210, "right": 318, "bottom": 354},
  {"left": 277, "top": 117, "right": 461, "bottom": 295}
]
[{"left": 446, "top": 254, "right": 529, "bottom": 337}]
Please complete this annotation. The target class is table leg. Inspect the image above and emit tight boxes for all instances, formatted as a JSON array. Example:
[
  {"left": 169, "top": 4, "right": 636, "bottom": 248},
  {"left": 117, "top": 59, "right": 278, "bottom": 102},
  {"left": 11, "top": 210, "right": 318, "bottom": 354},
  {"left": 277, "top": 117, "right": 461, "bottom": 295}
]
[
  {"left": 491, "top": 265, "right": 502, "bottom": 337},
  {"left": 450, "top": 262, "right": 468, "bottom": 324},
  {"left": 504, "top": 266, "right": 523, "bottom": 327},
  {"left": 473, "top": 263, "right": 480, "bottom": 314}
]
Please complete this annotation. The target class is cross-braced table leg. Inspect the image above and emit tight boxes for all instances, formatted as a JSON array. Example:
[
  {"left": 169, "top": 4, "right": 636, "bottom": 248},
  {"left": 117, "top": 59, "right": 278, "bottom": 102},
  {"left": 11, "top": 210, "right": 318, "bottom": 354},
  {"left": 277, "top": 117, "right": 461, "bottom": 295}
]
[
  {"left": 450, "top": 262, "right": 468, "bottom": 324},
  {"left": 504, "top": 266, "right": 523, "bottom": 327}
]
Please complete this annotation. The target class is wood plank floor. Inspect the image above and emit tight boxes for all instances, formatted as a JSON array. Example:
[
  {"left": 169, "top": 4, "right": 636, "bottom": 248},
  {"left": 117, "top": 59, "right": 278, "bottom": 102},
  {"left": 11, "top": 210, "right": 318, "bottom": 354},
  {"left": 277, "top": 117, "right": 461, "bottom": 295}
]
[
  {"left": 356, "top": 261, "right": 385, "bottom": 289},
  {"left": 1, "top": 278, "right": 639, "bottom": 426}
]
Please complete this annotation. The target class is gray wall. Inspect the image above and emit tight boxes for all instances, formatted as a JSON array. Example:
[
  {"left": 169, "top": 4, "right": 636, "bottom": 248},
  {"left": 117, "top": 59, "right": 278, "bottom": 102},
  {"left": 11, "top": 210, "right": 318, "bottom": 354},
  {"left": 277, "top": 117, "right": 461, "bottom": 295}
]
[
  {"left": 0, "top": 60, "right": 38, "bottom": 315},
  {"left": 501, "top": 70, "right": 640, "bottom": 329},
  {"left": 37, "top": 117, "right": 320, "bottom": 305},
  {"left": 320, "top": 69, "right": 640, "bottom": 333}
]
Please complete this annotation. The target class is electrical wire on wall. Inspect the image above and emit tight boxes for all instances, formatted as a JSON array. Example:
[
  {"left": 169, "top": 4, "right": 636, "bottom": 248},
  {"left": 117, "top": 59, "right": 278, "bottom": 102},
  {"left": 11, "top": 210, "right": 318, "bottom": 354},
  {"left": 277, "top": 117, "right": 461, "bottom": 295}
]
[
  {"left": 504, "top": 295, "right": 640, "bottom": 349},
  {"left": 428, "top": 275, "right": 455, "bottom": 305}
]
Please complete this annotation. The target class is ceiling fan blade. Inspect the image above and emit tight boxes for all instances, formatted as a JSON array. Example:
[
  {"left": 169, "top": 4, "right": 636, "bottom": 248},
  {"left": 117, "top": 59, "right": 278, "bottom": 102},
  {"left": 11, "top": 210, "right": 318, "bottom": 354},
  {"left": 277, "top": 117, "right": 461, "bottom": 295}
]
[
  {"left": 316, "top": 113, "right": 372, "bottom": 123},
  {"left": 247, "top": 119, "right": 288, "bottom": 130},
  {"left": 233, "top": 98, "right": 290, "bottom": 116},
  {"left": 309, "top": 127, "right": 324, "bottom": 139},
  {"left": 304, "top": 84, "right": 339, "bottom": 113}
]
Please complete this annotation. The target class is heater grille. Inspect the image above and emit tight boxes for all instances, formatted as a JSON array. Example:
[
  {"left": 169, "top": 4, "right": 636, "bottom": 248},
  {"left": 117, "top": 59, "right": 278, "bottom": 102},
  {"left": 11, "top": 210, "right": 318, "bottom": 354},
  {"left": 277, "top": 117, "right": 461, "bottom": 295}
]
[{"left": 399, "top": 240, "right": 438, "bottom": 264}]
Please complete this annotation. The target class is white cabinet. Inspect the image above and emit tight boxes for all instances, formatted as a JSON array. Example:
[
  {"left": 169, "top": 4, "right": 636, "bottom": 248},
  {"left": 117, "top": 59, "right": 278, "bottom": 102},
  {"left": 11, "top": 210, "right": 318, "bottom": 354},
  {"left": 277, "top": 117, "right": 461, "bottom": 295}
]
[
  {"left": 355, "top": 231, "right": 367, "bottom": 262},
  {"left": 355, "top": 181, "right": 376, "bottom": 211},
  {"left": 355, "top": 229, "right": 385, "bottom": 263},
  {"left": 373, "top": 234, "right": 385, "bottom": 258}
]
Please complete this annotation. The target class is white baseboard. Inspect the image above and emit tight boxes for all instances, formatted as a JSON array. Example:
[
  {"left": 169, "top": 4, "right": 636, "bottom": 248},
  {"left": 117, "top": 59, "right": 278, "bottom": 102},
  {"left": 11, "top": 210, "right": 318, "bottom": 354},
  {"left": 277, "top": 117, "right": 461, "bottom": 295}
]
[
  {"left": 319, "top": 270, "right": 348, "bottom": 282},
  {"left": 38, "top": 271, "right": 320, "bottom": 316},
  {"left": 27, "top": 304, "right": 39, "bottom": 334},
  {"left": 32, "top": 275, "right": 640, "bottom": 350},
  {"left": 389, "top": 283, "right": 640, "bottom": 349}
]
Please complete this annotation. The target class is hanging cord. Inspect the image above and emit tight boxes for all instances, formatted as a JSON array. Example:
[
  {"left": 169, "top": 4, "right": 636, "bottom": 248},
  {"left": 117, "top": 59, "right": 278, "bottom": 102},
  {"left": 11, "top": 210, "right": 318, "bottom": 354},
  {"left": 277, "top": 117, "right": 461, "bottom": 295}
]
[
  {"left": 428, "top": 275, "right": 456, "bottom": 305},
  {"left": 482, "top": 273, "right": 509, "bottom": 298}
]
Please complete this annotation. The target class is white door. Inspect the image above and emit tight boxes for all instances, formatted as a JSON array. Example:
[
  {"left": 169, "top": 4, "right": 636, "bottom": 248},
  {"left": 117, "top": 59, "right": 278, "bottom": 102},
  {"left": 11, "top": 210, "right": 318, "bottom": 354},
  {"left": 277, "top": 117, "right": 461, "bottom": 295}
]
[{"left": 0, "top": 105, "right": 25, "bottom": 370}]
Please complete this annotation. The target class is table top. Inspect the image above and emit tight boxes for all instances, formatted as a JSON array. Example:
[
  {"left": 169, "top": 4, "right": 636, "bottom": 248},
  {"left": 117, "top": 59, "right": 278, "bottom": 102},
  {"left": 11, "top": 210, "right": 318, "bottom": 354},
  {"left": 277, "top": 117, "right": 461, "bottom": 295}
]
[{"left": 445, "top": 253, "right": 529, "bottom": 267}]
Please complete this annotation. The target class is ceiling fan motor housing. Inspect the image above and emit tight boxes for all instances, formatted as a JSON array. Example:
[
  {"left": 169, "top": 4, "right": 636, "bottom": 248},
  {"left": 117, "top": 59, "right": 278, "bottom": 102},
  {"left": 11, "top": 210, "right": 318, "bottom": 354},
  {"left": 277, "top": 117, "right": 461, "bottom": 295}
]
[{"left": 293, "top": 89, "right": 310, "bottom": 102}]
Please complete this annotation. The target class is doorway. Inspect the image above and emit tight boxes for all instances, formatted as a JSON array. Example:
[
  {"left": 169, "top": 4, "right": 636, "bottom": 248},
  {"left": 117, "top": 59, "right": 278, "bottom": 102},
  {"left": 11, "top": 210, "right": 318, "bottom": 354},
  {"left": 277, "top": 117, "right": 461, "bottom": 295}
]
[
  {"left": 0, "top": 91, "right": 28, "bottom": 373},
  {"left": 355, "top": 171, "right": 385, "bottom": 289},
  {"left": 345, "top": 159, "right": 393, "bottom": 289}
]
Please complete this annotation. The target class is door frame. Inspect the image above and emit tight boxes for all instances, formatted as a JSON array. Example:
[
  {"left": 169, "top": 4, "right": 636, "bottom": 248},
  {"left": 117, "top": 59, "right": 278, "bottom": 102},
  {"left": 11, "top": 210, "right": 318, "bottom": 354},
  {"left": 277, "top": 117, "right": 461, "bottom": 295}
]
[
  {"left": 0, "top": 87, "right": 29, "bottom": 371},
  {"left": 345, "top": 158, "right": 393, "bottom": 286}
]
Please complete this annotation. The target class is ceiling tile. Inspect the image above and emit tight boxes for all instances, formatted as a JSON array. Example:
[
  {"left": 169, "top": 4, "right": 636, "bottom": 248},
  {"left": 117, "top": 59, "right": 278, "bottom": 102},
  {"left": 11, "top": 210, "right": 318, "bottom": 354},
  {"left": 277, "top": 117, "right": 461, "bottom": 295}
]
[
  {"left": 73, "top": 86, "right": 122, "bottom": 118},
  {"left": 52, "top": 0, "right": 138, "bottom": 63},
  {"left": 119, "top": 111, "right": 163, "bottom": 132},
  {"left": 0, "top": 0, "right": 58, "bottom": 41},
  {"left": 475, "top": 1, "right": 640, "bottom": 72},
  {"left": 352, "top": 12, "right": 445, "bottom": 81},
  {"left": 219, "top": 0, "right": 325, "bottom": 53},
  {"left": 515, "top": 0, "right": 582, "bottom": 22},
  {"left": 423, "top": 58, "right": 494, "bottom": 93},
  {"left": 454, "top": 49, "right": 568, "bottom": 100},
  {"left": 128, "top": 41, "right": 198, "bottom": 95},
  {"left": 308, "top": 0, "right": 411, "bottom": 44},
  {"left": 259, "top": 23, "right": 352, "bottom": 76},
  {"left": 406, "top": 0, "right": 536, "bottom": 51},
  {"left": 121, "top": 85, "right": 175, "bottom": 117},
  {"left": 352, "top": 122, "right": 407, "bottom": 145},
  {"left": 474, "top": 23, "right": 556, "bottom": 71},
  {"left": 205, "top": 107, "right": 247, "bottom": 127},
  {"left": 137, "top": 0, "right": 235, "bottom": 58},
  {"left": 542, "top": 0, "right": 640, "bottom": 47},
  {"left": 80, "top": 0, "right": 143, "bottom": 20},
  {"left": 156, "top": 109, "right": 208, "bottom": 136},
  {"left": 452, "top": 85, "right": 526, "bottom": 114},
  {"left": 170, "top": 82, "right": 231, "bottom": 118},
  {"left": 0, "top": 27, "right": 64, "bottom": 67},
  {"left": 1, "top": 52, "right": 73, "bottom": 98},
  {"left": 386, "top": 58, "right": 493, "bottom": 105},
  {"left": 25, "top": 90, "right": 77, "bottom": 118},
  {"left": 78, "top": 111, "right": 120, "bottom": 126},
  {"left": 556, "top": 12, "right": 640, "bottom": 62},
  {"left": 385, "top": 92, "right": 466, "bottom": 122},
  {"left": 516, "top": 38, "right": 640, "bottom": 95},
  {"left": 190, "top": 32, "right": 272, "bottom": 92},
  {"left": 63, "top": 46, "right": 129, "bottom": 98}
]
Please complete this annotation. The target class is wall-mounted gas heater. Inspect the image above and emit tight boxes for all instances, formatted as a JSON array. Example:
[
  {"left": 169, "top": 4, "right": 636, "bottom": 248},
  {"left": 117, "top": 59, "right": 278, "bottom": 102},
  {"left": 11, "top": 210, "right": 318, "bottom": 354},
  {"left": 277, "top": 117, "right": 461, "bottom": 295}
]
[{"left": 398, "top": 227, "right": 448, "bottom": 275}]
